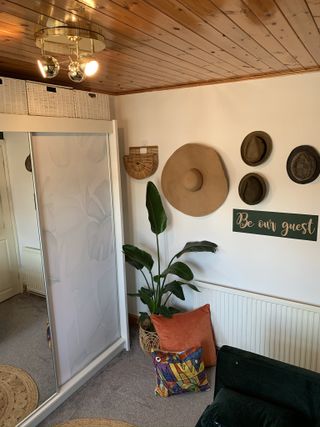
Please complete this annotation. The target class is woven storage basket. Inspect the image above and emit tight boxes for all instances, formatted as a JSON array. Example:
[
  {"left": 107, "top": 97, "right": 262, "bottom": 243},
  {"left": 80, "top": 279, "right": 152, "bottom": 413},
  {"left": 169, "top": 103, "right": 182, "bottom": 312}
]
[
  {"left": 0, "top": 76, "right": 28, "bottom": 114},
  {"left": 26, "top": 81, "right": 75, "bottom": 118},
  {"left": 139, "top": 325, "right": 160, "bottom": 354},
  {"left": 74, "top": 90, "right": 110, "bottom": 120}
]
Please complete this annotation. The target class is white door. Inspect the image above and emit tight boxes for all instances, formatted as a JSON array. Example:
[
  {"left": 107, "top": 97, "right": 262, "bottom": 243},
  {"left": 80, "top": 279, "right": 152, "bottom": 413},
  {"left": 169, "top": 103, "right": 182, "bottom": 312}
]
[{"left": 0, "top": 140, "right": 20, "bottom": 302}]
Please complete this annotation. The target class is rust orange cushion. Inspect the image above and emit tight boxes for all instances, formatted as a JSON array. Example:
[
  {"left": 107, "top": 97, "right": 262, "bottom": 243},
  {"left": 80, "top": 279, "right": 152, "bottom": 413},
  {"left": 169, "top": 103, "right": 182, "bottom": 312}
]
[{"left": 151, "top": 304, "right": 216, "bottom": 367}]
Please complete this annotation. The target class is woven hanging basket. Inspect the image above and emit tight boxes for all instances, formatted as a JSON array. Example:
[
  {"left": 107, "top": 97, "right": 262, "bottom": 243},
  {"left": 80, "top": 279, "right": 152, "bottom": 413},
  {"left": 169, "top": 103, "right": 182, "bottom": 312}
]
[{"left": 139, "top": 325, "right": 160, "bottom": 354}]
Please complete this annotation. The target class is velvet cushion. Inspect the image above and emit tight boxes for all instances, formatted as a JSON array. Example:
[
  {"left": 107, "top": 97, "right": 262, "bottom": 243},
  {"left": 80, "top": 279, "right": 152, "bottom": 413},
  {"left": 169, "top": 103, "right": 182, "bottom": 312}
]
[
  {"left": 151, "top": 304, "right": 216, "bottom": 367},
  {"left": 198, "top": 387, "right": 312, "bottom": 427},
  {"left": 151, "top": 347, "right": 210, "bottom": 398}
]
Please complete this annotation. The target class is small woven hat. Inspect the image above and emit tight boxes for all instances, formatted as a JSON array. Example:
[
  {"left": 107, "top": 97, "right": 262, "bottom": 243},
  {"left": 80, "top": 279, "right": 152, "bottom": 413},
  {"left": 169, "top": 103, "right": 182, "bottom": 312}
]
[
  {"left": 161, "top": 143, "right": 228, "bottom": 217},
  {"left": 241, "top": 131, "right": 272, "bottom": 166},
  {"left": 238, "top": 173, "right": 267, "bottom": 205},
  {"left": 286, "top": 145, "right": 320, "bottom": 184}
]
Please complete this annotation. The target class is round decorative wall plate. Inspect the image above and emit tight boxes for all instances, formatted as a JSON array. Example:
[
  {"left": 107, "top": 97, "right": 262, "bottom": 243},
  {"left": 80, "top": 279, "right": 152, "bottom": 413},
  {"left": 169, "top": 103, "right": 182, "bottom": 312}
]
[{"left": 123, "top": 146, "right": 158, "bottom": 179}]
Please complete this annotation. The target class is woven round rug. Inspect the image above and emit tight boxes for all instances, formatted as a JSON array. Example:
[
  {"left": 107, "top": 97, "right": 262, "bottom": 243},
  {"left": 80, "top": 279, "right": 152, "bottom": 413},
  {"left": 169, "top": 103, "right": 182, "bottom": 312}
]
[
  {"left": 55, "top": 420, "right": 136, "bottom": 427},
  {"left": 0, "top": 365, "right": 38, "bottom": 427}
]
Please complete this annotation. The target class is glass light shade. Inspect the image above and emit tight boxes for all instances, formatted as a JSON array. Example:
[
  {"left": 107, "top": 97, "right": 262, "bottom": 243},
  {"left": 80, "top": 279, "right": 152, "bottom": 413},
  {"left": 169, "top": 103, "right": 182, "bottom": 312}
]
[
  {"left": 37, "top": 55, "right": 60, "bottom": 78},
  {"left": 68, "top": 60, "right": 86, "bottom": 83},
  {"left": 84, "top": 60, "right": 99, "bottom": 76}
]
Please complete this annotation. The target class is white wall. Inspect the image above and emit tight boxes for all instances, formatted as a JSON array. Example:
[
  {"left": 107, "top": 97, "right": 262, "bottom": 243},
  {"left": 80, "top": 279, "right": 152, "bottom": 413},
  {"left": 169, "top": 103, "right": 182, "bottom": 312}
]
[
  {"left": 115, "top": 72, "right": 320, "bottom": 314},
  {"left": 4, "top": 132, "right": 40, "bottom": 264}
]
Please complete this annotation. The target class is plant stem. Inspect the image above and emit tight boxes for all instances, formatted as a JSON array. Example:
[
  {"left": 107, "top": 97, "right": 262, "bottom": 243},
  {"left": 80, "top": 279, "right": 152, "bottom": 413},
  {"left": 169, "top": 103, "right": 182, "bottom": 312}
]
[
  {"left": 141, "top": 269, "right": 151, "bottom": 289},
  {"left": 163, "top": 291, "right": 173, "bottom": 306},
  {"left": 156, "top": 234, "right": 161, "bottom": 307}
]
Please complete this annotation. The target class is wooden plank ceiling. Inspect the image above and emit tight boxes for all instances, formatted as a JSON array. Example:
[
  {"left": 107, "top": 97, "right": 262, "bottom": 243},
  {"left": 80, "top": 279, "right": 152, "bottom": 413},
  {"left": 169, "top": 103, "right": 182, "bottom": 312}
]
[{"left": 0, "top": 0, "right": 320, "bottom": 95}]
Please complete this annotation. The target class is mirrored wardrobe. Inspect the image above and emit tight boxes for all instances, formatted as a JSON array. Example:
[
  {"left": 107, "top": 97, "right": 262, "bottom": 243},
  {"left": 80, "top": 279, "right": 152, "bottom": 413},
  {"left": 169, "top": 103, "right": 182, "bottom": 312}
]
[
  {"left": 0, "top": 117, "right": 129, "bottom": 427},
  {"left": 0, "top": 132, "right": 57, "bottom": 407}
]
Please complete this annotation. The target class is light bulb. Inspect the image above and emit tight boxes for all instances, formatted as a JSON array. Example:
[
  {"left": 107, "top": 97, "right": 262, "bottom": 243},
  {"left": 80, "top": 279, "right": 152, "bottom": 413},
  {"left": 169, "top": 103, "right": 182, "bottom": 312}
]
[
  {"left": 37, "top": 56, "right": 60, "bottom": 79},
  {"left": 84, "top": 60, "right": 99, "bottom": 76},
  {"left": 68, "top": 60, "right": 86, "bottom": 83}
]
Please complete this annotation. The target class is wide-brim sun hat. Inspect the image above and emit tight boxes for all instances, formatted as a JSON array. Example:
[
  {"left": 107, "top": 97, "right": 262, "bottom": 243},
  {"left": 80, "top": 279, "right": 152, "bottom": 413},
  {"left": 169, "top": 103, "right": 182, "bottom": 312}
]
[
  {"left": 286, "top": 145, "right": 320, "bottom": 184},
  {"left": 161, "top": 143, "right": 228, "bottom": 217},
  {"left": 241, "top": 131, "right": 272, "bottom": 166},
  {"left": 238, "top": 173, "right": 267, "bottom": 205}
]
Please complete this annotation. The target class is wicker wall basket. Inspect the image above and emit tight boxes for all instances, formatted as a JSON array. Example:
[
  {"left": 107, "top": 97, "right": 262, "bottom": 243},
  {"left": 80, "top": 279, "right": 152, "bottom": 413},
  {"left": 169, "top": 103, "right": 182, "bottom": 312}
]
[{"left": 139, "top": 326, "right": 159, "bottom": 354}]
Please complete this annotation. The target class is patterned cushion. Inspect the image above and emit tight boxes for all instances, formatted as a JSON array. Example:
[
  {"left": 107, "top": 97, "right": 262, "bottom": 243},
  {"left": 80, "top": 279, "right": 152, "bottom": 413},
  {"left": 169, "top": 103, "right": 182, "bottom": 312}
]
[{"left": 151, "top": 347, "right": 210, "bottom": 397}]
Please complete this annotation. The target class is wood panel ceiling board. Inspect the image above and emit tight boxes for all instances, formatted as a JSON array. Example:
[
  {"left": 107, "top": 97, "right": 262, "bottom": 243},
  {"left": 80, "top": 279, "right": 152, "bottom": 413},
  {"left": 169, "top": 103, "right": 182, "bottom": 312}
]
[
  {"left": 275, "top": 0, "right": 320, "bottom": 64},
  {"left": 72, "top": 0, "right": 243, "bottom": 72},
  {"left": 307, "top": 0, "right": 320, "bottom": 28},
  {"left": 111, "top": 0, "right": 263, "bottom": 75},
  {"left": 146, "top": 0, "right": 287, "bottom": 71},
  {"left": 206, "top": 0, "right": 302, "bottom": 70},
  {"left": 38, "top": 0, "right": 237, "bottom": 78},
  {"left": 77, "top": 0, "right": 265, "bottom": 77},
  {"left": 241, "top": 0, "right": 317, "bottom": 68},
  {"left": 4, "top": 0, "right": 224, "bottom": 81},
  {"left": 0, "top": 0, "right": 320, "bottom": 94}
]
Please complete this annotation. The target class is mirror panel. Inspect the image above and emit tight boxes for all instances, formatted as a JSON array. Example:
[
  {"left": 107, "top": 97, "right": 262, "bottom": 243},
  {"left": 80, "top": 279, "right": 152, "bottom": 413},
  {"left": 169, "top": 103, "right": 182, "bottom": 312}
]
[{"left": 0, "top": 132, "right": 57, "bottom": 420}]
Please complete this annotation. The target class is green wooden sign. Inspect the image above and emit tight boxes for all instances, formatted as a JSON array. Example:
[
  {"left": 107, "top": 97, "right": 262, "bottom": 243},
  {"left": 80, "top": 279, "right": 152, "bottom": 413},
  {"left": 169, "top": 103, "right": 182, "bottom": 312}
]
[{"left": 233, "top": 209, "right": 318, "bottom": 241}]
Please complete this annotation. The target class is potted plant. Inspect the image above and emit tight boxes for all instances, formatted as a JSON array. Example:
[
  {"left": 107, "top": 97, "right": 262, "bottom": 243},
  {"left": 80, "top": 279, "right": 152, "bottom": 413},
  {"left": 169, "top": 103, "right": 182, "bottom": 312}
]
[{"left": 123, "top": 181, "right": 217, "bottom": 352}]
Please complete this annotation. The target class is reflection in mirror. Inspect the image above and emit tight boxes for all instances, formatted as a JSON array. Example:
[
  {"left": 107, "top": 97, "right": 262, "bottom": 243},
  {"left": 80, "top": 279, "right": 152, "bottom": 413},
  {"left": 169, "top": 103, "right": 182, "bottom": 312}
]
[{"left": 0, "top": 132, "right": 57, "bottom": 425}]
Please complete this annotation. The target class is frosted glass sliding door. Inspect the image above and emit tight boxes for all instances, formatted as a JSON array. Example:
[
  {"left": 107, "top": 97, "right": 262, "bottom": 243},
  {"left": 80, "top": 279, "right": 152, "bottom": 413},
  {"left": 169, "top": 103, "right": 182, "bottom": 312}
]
[{"left": 31, "top": 133, "right": 120, "bottom": 385}]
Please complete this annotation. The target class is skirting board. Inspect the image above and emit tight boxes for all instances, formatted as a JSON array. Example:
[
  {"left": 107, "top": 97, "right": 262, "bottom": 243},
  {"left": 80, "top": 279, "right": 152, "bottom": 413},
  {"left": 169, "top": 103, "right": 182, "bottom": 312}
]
[{"left": 18, "top": 337, "right": 127, "bottom": 427}]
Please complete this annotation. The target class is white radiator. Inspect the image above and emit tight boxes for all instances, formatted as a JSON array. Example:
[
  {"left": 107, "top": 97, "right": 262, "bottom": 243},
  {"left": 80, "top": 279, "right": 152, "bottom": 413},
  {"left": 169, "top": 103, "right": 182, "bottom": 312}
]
[
  {"left": 20, "top": 246, "right": 46, "bottom": 296},
  {"left": 193, "top": 281, "right": 320, "bottom": 372}
]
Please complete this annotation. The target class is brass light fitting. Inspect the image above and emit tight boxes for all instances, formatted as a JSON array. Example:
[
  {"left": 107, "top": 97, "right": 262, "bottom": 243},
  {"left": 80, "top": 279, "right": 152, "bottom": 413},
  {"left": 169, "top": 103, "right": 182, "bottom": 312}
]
[{"left": 35, "top": 26, "right": 105, "bottom": 82}]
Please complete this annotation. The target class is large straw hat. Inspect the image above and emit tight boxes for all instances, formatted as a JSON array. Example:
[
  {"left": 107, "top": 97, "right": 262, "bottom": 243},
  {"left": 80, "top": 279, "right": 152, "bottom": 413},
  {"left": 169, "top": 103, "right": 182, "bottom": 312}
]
[
  {"left": 286, "top": 145, "right": 320, "bottom": 184},
  {"left": 161, "top": 143, "right": 228, "bottom": 217}
]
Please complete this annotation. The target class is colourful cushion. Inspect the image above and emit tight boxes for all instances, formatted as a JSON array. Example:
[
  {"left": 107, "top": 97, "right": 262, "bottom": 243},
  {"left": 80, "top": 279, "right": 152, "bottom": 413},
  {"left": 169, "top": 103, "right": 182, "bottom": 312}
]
[
  {"left": 151, "top": 347, "right": 210, "bottom": 398},
  {"left": 151, "top": 304, "right": 216, "bottom": 367}
]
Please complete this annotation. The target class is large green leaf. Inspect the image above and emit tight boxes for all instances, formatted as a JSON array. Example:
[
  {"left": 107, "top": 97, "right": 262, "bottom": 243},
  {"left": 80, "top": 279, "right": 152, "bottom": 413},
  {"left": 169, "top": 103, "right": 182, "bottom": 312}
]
[
  {"left": 138, "top": 287, "right": 154, "bottom": 311},
  {"left": 157, "top": 306, "right": 180, "bottom": 317},
  {"left": 122, "top": 244, "right": 154, "bottom": 271},
  {"left": 161, "top": 261, "right": 194, "bottom": 281},
  {"left": 163, "top": 281, "right": 185, "bottom": 300},
  {"left": 174, "top": 241, "right": 218, "bottom": 259},
  {"left": 146, "top": 181, "right": 167, "bottom": 235},
  {"left": 185, "top": 283, "right": 200, "bottom": 292}
]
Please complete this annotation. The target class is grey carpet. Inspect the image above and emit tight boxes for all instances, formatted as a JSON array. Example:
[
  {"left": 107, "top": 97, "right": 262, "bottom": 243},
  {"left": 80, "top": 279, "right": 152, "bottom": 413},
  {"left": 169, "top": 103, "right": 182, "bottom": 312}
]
[
  {"left": 0, "top": 293, "right": 57, "bottom": 404},
  {"left": 40, "top": 329, "right": 215, "bottom": 427}
]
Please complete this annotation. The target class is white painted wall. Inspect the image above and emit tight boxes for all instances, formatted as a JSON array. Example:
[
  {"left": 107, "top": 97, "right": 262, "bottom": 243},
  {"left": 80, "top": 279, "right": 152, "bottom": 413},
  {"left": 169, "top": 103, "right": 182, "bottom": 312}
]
[
  {"left": 4, "top": 132, "right": 40, "bottom": 264},
  {"left": 115, "top": 72, "right": 320, "bottom": 314}
]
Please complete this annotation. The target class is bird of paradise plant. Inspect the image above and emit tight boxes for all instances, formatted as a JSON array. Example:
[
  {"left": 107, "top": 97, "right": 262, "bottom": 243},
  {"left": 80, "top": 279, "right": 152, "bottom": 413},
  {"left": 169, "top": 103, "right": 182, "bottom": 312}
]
[{"left": 122, "top": 181, "right": 217, "bottom": 330}]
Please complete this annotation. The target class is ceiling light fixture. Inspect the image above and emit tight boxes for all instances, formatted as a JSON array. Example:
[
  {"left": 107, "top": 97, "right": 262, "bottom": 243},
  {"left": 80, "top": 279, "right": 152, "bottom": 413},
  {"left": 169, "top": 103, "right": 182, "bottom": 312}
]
[
  {"left": 35, "top": 26, "right": 105, "bottom": 83},
  {"left": 37, "top": 55, "right": 60, "bottom": 79}
]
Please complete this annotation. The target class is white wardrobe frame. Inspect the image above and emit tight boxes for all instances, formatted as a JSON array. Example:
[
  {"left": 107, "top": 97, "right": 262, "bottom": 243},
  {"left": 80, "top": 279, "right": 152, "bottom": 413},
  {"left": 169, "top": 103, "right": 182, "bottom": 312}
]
[{"left": 0, "top": 114, "right": 129, "bottom": 427}]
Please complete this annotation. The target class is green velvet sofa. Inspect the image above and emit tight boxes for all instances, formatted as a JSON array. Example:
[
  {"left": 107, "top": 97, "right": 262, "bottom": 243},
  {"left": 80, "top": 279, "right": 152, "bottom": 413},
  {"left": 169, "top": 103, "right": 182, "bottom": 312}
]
[{"left": 196, "top": 345, "right": 320, "bottom": 427}]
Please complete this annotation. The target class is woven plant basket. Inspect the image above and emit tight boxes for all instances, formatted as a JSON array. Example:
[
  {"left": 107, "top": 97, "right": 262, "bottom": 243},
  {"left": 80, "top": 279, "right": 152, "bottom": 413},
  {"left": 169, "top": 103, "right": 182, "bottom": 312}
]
[{"left": 139, "top": 325, "right": 159, "bottom": 354}]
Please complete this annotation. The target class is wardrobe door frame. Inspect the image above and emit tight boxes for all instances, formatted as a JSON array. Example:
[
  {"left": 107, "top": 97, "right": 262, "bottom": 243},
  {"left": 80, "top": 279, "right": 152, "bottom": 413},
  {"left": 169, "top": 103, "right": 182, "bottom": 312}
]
[{"left": 0, "top": 114, "right": 129, "bottom": 427}]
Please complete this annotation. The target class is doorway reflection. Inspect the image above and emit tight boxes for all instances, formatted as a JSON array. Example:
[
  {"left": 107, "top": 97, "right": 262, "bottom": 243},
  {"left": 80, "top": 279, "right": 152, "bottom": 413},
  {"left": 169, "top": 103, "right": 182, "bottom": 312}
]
[{"left": 0, "top": 132, "right": 56, "bottom": 415}]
